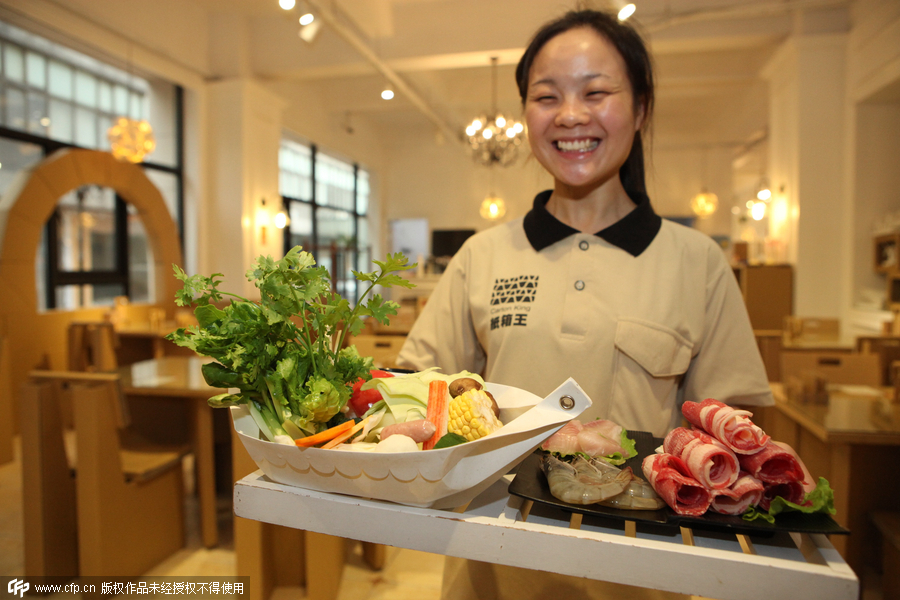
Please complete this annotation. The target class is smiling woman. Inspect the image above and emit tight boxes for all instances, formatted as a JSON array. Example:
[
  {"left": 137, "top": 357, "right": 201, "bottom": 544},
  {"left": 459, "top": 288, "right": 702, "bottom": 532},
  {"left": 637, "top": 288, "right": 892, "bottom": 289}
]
[{"left": 396, "top": 8, "right": 772, "bottom": 600}]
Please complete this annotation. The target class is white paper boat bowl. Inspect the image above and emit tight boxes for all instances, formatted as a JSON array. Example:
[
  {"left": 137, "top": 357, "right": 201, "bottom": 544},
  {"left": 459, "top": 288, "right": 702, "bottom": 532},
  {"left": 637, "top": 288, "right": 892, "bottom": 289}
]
[{"left": 231, "top": 377, "right": 592, "bottom": 508}]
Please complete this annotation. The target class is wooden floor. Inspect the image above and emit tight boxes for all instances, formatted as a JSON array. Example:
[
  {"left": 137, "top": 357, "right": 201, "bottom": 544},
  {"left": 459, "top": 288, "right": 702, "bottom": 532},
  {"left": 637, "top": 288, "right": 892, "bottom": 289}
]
[
  {"left": 0, "top": 437, "right": 884, "bottom": 600},
  {"left": 0, "top": 436, "right": 445, "bottom": 600}
]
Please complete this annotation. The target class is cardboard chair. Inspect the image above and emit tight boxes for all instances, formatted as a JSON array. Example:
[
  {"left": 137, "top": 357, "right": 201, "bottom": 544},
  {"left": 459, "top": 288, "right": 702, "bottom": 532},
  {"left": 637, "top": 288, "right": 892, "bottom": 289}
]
[
  {"left": 68, "top": 322, "right": 119, "bottom": 372},
  {"left": 856, "top": 335, "right": 900, "bottom": 386},
  {"left": 781, "top": 350, "right": 881, "bottom": 390},
  {"left": 348, "top": 334, "right": 406, "bottom": 370},
  {"left": 70, "top": 377, "right": 186, "bottom": 575},
  {"left": 22, "top": 372, "right": 188, "bottom": 577}
]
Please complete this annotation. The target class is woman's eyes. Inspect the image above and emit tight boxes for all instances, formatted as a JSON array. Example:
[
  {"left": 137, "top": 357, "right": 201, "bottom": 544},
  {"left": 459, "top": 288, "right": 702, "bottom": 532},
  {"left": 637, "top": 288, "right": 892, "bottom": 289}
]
[{"left": 528, "top": 89, "right": 611, "bottom": 103}]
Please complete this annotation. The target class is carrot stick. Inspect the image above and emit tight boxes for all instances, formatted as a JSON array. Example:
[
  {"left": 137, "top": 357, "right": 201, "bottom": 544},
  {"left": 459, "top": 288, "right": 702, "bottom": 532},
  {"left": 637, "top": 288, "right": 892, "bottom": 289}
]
[
  {"left": 423, "top": 380, "right": 449, "bottom": 450},
  {"left": 295, "top": 419, "right": 355, "bottom": 447},
  {"left": 321, "top": 415, "right": 371, "bottom": 450}
]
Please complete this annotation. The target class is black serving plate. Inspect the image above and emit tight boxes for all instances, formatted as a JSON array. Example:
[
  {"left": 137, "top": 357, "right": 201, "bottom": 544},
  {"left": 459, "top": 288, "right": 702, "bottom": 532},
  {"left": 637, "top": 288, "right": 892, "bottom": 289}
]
[{"left": 508, "top": 431, "right": 849, "bottom": 535}]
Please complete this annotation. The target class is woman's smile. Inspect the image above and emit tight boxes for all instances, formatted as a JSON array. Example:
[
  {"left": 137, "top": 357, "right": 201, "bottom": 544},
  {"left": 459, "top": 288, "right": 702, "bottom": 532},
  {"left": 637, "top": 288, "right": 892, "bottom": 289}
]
[{"left": 554, "top": 138, "right": 600, "bottom": 153}]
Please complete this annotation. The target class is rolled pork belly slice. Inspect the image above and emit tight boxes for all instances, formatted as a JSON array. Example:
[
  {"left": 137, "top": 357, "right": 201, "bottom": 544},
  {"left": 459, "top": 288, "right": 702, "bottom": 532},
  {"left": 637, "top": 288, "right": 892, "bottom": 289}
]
[
  {"left": 642, "top": 453, "right": 712, "bottom": 517},
  {"left": 710, "top": 471, "right": 765, "bottom": 515},
  {"left": 758, "top": 479, "right": 807, "bottom": 511},
  {"left": 738, "top": 440, "right": 806, "bottom": 484},
  {"left": 663, "top": 427, "right": 739, "bottom": 490},
  {"left": 681, "top": 398, "right": 769, "bottom": 455}
]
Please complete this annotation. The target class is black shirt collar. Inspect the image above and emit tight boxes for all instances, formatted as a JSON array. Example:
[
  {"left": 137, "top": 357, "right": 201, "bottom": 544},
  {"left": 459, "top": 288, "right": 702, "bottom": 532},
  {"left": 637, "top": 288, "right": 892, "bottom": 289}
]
[{"left": 523, "top": 189, "right": 662, "bottom": 257}]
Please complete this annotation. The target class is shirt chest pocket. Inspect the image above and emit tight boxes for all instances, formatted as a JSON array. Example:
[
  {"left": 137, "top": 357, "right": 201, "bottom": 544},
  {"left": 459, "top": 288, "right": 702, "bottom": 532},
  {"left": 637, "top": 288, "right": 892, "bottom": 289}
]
[
  {"left": 615, "top": 318, "right": 693, "bottom": 377},
  {"left": 608, "top": 318, "right": 694, "bottom": 436}
]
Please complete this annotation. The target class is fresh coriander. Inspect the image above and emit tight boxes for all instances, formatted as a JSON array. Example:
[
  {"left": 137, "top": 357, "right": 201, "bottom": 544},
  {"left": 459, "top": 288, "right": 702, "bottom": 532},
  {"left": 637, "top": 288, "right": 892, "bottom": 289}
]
[{"left": 167, "top": 246, "right": 416, "bottom": 442}]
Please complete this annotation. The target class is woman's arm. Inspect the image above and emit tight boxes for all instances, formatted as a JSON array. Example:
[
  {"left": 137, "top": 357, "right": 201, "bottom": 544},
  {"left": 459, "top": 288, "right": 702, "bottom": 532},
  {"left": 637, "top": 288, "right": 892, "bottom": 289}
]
[
  {"left": 681, "top": 245, "right": 774, "bottom": 408},
  {"left": 396, "top": 248, "right": 487, "bottom": 375}
]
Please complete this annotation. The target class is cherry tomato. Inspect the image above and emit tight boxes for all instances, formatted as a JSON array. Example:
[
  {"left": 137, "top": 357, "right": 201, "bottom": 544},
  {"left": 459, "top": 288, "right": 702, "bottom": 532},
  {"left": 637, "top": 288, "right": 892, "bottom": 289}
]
[{"left": 348, "top": 369, "right": 394, "bottom": 416}]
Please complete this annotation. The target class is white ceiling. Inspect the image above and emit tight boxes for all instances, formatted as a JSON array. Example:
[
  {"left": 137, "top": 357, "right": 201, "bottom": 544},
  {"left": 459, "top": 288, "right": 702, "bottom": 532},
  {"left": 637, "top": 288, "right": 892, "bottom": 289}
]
[{"left": 188, "top": 0, "right": 850, "bottom": 151}]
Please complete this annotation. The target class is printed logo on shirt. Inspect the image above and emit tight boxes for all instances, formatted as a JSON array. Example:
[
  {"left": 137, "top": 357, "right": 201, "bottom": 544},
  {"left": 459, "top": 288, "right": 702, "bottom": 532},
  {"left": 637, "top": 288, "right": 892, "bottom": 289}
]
[
  {"left": 490, "top": 275, "right": 538, "bottom": 305},
  {"left": 489, "top": 275, "right": 537, "bottom": 330}
]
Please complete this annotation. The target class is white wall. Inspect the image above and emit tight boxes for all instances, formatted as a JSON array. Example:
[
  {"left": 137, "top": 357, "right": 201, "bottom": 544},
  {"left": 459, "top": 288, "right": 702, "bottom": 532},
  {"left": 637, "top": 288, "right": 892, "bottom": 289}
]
[
  {"left": 263, "top": 79, "right": 392, "bottom": 265},
  {"left": 853, "top": 103, "right": 900, "bottom": 296},
  {"left": 205, "top": 79, "right": 285, "bottom": 298},
  {"left": 763, "top": 34, "right": 849, "bottom": 319},
  {"left": 380, "top": 124, "right": 552, "bottom": 240},
  {"left": 847, "top": 0, "right": 900, "bottom": 318}
]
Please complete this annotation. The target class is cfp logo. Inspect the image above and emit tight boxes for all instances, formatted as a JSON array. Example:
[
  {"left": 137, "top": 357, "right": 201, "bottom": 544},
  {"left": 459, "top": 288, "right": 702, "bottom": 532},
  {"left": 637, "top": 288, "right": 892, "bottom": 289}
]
[{"left": 7, "top": 579, "right": 29, "bottom": 598}]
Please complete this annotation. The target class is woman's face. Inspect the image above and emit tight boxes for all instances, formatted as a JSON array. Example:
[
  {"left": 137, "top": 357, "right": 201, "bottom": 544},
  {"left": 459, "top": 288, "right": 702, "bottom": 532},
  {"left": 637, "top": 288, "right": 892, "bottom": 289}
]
[{"left": 524, "top": 27, "right": 643, "bottom": 193}]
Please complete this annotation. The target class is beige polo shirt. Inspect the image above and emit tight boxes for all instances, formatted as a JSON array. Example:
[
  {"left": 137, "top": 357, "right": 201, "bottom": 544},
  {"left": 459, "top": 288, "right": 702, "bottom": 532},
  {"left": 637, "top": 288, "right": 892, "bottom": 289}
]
[{"left": 398, "top": 190, "right": 773, "bottom": 438}]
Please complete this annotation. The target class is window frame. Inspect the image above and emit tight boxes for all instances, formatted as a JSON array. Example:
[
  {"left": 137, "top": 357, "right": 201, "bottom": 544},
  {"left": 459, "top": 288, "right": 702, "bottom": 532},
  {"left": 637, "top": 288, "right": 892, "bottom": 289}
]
[
  {"left": 280, "top": 141, "right": 368, "bottom": 304},
  {"left": 0, "top": 26, "right": 186, "bottom": 311},
  {"left": 0, "top": 102, "right": 185, "bottom": 311}
]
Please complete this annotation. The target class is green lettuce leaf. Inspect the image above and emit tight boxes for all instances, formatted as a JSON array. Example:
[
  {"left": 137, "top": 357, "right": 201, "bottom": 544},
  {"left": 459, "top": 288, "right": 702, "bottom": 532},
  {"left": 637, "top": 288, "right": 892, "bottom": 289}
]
[{"left": 742, "top": 477, "right": 836, "bottom": 524}]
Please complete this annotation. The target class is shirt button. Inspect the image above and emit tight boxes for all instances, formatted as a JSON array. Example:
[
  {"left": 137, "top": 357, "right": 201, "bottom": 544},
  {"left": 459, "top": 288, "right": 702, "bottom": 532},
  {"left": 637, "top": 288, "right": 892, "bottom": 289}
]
[
  {"left": 579, "top": 241, "right": 589, "bottom": 251},
  {"left": 574, "top": 280, "right": 585, "bottom": 291}
]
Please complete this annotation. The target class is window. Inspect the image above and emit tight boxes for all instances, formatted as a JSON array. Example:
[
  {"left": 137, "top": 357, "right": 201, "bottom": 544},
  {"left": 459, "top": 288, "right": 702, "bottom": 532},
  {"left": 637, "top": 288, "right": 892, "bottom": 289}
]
[
  {"left": 0, "top": 21, "right": 184, "bottom": 310},
  {"left": 279, "top": 138, "right": 370, "bottom": 304}
]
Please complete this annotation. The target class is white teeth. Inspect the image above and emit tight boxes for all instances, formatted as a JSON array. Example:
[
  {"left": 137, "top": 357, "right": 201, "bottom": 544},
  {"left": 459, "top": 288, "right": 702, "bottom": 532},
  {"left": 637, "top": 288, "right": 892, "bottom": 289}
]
[{"left": 556, "top": 139, "right": 599, "bottom": 152}]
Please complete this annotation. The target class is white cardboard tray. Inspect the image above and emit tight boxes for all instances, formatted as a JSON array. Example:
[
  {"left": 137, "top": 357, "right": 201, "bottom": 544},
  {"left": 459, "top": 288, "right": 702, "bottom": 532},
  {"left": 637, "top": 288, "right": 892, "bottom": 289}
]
[
  {"left": 231, "top": 377, "right": 591, "bottom": 508},
  {"left": 233, "top": 471, "right": 858, "bottom": 600}
]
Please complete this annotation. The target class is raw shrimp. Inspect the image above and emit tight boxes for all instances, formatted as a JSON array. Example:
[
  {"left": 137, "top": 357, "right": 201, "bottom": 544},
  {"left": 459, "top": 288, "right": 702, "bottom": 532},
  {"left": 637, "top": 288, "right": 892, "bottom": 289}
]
[
  {"left": 541, "top": 454, "right": 632, "bottom": 505},
  {"left": 597, "top": 474, "right": 666, "bottom": 510}
]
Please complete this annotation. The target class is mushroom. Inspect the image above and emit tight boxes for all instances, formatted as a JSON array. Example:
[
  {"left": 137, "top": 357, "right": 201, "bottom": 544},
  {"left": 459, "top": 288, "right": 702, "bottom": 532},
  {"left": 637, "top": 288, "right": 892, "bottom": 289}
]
[{"left": 449, "top": 377, "right": 482, "bottom": 398}]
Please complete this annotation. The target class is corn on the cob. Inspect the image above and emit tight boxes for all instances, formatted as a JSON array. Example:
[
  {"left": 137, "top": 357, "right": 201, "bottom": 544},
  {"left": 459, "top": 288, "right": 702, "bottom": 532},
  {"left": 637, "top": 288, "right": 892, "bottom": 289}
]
[{"left": 448, "top": 389, "right": 503, "bottom": 441}]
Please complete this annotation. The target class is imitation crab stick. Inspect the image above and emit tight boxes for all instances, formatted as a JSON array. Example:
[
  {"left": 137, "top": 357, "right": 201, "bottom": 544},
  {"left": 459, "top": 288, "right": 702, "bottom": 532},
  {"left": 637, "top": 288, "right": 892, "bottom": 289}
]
[
  {"left": 422, "top": 380, "right": 450, "bottom": 450},
  {"left": 294, "top": 419, "right": 355, "bottom": 447}
]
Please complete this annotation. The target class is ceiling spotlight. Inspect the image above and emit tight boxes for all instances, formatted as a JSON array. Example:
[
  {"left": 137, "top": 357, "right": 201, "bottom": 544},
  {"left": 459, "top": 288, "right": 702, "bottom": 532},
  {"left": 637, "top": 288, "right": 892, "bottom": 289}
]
[
  {"left": 279, "top": 0, "right": 296, "bottom": 9},
  {"left": 298, "top": 17, "right": 321, "bottom": 43},
  {"left": 751, "top": 201, "right": 767, "bottom": 221},
  {"left": 617, "top": 3, "right": 636, "bottom": 21},
  {"left": 381, "top": 84, "right": 394, "bottom": 100}
]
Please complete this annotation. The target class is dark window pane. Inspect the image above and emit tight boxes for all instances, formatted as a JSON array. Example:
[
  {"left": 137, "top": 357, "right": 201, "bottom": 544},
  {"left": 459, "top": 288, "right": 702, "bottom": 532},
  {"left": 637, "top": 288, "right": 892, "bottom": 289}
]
[
  {"left": 27, "top": 91, "right": 48, "bottom": 135},
  {"left": 5, "top": 86, "right": 25, "bottom": 129},
  {"left": 4, "top": 44, "right": 24, "bottom": 82},
  {"left": 0, "top": 137, "right": 42, "bottom": 197},
  {"left": 56, "top": 283, "right": 124, "bottom": 310},
  {"left": 288, "top": 201, "right": 313, "bottom": 246},
  {"left": 48, "top": 98, "right": 73, "bottom": 143},
  {"left": 56, "top": 185, "right": 116, "bottom": 271},
  {"left": 128, "top": 203, "right": 152, "bottom": 303}
]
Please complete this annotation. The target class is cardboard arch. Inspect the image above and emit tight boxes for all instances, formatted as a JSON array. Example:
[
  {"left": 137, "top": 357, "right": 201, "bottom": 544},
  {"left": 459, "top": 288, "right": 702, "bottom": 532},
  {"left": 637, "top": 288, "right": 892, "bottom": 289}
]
[{"left": 0, "top": 149, "right": 184, "bottom": 462}]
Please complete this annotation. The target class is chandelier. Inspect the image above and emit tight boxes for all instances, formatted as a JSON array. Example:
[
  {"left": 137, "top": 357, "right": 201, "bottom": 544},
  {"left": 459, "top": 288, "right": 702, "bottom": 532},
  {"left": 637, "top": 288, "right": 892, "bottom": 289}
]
[
  {"left": 108, "top": 117, "right": 156, "bottom": 163},
  {"left": 480, "top": 195, "right": 506, "bottom": 221},
  {"left": 691, "top": 191, "right": 718, "bottom": 218},
  {"left": 464, "top": 57, "right": 524, "bottom": 167},
  {"left": 106, "top": 44, "right": 155, "bottom": 163}
]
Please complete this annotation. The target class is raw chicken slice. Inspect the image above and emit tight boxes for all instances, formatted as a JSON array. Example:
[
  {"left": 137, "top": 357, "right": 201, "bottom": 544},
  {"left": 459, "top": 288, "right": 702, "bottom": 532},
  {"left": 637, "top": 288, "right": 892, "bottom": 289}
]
[
  {"left": 682, "top": 398, "right": 769, "bottom": 455},
  {"left": 540, "top": 419, "right": 583, "bottom": 455},
  {"left": 663, "top": 427, "right": 739, "bottom": 490},
  {"left": 576, "top": 419, "right": 628, "bottom": 458},
  {"left": 642, "top": 453, "right": 712, "bottom": 516}
]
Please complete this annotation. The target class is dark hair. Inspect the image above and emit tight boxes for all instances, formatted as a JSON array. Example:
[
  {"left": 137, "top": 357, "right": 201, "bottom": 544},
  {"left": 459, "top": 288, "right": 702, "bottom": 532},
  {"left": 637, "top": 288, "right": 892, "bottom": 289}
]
[{"left": 515, "top": 10, "right": 654, "bottom": 196}]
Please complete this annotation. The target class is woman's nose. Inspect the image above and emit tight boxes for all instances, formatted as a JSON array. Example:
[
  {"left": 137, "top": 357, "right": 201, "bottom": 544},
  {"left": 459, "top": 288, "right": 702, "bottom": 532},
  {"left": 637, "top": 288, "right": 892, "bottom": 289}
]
[{"left": 555, "top": 98, "right": 590, "bottom": 127}]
